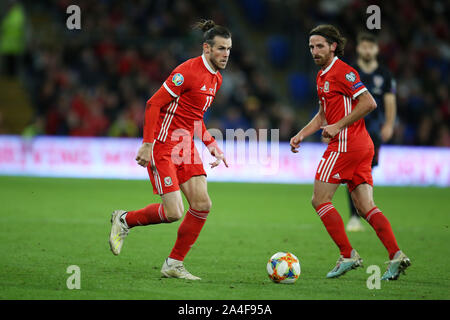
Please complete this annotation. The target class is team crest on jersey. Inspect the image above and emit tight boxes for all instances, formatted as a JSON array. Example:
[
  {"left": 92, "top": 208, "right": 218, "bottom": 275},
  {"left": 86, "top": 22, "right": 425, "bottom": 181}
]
[
  {"left": 164, "top": 176, "right": 173, "bottom": 187},
  {"left": 324, "top": 81, "right": 330, "bottom": 92},
  {"left": 172, "top": 73, "right": 184, "bottom": 86},
  {"left": 345, "top": 72, "right": 356, "bottom": 82}
]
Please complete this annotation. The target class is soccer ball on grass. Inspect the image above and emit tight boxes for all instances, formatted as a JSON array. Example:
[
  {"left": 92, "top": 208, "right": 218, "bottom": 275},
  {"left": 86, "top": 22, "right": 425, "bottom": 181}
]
[{"left": 267, "top": 252, "right": 301, "bottom": 284}]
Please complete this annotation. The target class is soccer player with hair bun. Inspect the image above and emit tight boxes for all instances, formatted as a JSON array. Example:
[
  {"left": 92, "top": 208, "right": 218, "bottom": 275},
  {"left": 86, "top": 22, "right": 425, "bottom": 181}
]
[
  {"left": 290, "top": 24, "right": 410, "bottom": 280},
  {"left": 109, "top": 20, "right": 232, "bottom": 280}
]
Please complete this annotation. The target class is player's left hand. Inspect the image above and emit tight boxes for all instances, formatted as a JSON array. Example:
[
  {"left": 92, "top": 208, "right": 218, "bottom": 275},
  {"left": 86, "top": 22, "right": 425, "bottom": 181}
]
[
  {"left": 321, "top": 124, "right": 341, "bottom": 139},
  {"left": 136, "top": 142, "right": 153, "bottom": 168},
  {"left": 290, "top": 133, "right": 304, "bottom": 153},
  {"left": 208, "top": 146, "right": 228, "bottom": 169},
  {"left": 381, "top": 124, "right": 394, "bottom": 142}
]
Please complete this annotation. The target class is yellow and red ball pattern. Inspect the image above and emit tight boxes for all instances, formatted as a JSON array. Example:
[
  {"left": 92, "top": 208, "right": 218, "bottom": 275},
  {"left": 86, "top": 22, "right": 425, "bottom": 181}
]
[{"left": 267, "top": 252, "right": 301, "bottom": 284}]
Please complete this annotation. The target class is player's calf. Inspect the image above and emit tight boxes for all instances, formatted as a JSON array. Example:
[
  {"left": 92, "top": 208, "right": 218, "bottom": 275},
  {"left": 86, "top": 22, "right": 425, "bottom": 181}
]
[{"left": 315, "top": 202, "right": 354, "bottom": 259}]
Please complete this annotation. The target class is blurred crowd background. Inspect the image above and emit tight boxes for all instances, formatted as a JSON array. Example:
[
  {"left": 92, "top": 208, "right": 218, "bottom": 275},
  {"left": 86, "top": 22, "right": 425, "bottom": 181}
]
[{"left": 0, "top": 0, "right": 448, "bottom": 146}]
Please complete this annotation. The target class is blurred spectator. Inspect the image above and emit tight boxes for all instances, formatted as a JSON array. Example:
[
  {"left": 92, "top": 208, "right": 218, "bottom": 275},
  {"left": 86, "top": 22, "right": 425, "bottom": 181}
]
[
  {"left": 221, "top": 107, "right": 251, "bottom": 131},
  {"left": 436, "top": 125, "right": 450, "bottom": 147},
  {"left": 20, "top": 0, "right": 282, "bottom": 142},
  {"left": 108, "top": 110, "right": 139, "bottom": 138},
  {"left": 0, "top": 111, "right": 6, "bottom": 134},
  {"left": 5, "top": 0, "right": 448, "bottom": 148},
  {"left": 236, "top": 0, "right": 449, "bottom": 147},
  {"left": 0, "top": 0, "right": 26, "bottom": 77},
  {"left": 22, "top": 115, "right": 44, "bottom": 138}
]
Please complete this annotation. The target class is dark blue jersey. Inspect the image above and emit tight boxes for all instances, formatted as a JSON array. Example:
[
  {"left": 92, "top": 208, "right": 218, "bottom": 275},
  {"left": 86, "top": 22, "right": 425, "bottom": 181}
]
[{"left": 353, "top": 64, "right": 396, "bottom": 139}]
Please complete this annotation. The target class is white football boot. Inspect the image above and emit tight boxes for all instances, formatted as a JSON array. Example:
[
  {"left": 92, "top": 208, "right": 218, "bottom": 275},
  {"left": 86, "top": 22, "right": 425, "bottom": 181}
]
[
  {"left": 109, "top": 210, "right": 129, "bottom": 255},
  {"left": 326, "top": 249, "right": 363, "bottom": 278},
  {"left": 381, "top": 251, "right": 411, "bottom": 281},
  {"left": 160, "top": 258, "right": 201, "bottom": 280}
]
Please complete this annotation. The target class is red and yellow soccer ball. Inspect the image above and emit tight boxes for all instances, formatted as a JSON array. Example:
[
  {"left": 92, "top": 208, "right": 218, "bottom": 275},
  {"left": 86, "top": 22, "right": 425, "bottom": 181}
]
[{"left": 267, "top": 252, "right": 301, "bottom": 284}]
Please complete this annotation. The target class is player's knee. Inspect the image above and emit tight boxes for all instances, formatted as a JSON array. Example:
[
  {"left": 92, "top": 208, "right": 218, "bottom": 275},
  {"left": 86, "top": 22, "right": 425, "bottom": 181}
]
[
  {"left": 311, "top": 194, "right": 331, "bottom": 210},
  {"left": 360, "top": 201, "right": 376, "bottom": 217},
  {"left": 190, "top": 197, "right": 212, "bottom": 212},
  {"left": 311, "top": 196, "right": 321, "bottom": 210},
  {"left": 166, "top": 209, "right": 183, "bottom": 222},
  {"left": 352, "top": 196, "right": 375, "bottom": 218},
  {"left": 164, "top": 205, "right": 184, "bottom": 222}
]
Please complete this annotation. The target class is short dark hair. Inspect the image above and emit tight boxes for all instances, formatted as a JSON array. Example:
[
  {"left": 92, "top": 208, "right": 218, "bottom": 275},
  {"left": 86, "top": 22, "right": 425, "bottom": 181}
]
[
  {"left": 193, "top": 19, "right": 231, "bottom": 47},
  {"left": 309, "top": 24, "right": 347, "bottom": 57},
  {"left": 357, "top": 32, "right": 378, "bottom": 45}
]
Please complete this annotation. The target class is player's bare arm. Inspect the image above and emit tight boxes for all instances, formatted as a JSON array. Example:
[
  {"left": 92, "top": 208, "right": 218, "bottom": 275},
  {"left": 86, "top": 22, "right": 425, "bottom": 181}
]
[
  {"left": 290, "top": 104, "right": 326, "bottom": 153},
  {"left": 381, "top": 92, "right": 396, "bottom": 142},
  {"left": 136, "top": 86, "right": 174, "bottom": 168},
  {"left": 322, "top": 91, "right": 377, "bottom": 139}
]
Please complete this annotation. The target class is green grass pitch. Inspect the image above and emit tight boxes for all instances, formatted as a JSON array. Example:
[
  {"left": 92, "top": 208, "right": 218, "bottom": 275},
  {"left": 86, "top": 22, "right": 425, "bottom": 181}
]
[{"left": 0, "top": 176, "right": 449, "bottom": 300}]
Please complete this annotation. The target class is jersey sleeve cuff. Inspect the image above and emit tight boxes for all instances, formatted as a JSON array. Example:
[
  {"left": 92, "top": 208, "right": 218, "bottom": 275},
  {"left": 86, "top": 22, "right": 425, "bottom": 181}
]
[
  {"left": 353, "top": 87, "right": 368, "bottom": 99},
  {"left": 163, "top": 82, "right": 179, "bottom": 98}
]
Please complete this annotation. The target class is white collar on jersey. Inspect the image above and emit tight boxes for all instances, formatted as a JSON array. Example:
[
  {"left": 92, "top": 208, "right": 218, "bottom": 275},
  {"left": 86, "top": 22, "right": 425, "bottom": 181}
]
[
  {"left": 320, "top": 56, "right": 339, "bottom": 76},
  {"left": 201, "top": 53, "right": 218, "bottom": 74}
]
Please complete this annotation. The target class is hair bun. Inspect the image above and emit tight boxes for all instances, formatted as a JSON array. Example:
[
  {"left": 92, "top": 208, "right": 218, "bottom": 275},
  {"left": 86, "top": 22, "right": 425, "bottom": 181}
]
[
  {"left": 192, "top": 19, "right": 231, "bottom": 45},
  {"left": 201, "top": 20, "right": 215, "bottom": 32},
  {"left": 193, "top": 19, "right": 216, "bottom": 32}
]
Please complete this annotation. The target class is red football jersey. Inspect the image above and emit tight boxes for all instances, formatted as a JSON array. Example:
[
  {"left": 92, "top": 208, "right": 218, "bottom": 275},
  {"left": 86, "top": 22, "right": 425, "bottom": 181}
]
[
  {"left": 156, "top": 54, "right": 222, "bottom": 143},
  {"left": 316, "top": 56, "right": 373, "bottom": 152}
]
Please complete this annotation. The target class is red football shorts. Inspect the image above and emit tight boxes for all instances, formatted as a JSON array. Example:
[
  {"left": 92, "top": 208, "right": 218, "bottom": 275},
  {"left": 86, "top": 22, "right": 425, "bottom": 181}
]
[
  {"left": 315, "top": 147, "right": 374, "bottom": 192},
  {"left": 148, "top": 139, "right": 206, "bottom": 195}
]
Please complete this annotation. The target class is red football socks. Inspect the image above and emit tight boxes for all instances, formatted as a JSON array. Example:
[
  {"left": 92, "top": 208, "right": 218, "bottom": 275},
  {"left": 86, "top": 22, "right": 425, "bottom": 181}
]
[
  {"left": 169, "top": 208, "right": 209, "bottom": 261},
  {"left": 365, "top": 207, "right": 400, "bottom": 259},
  {"left": 125, "top": 203, "right": 168, "bottom": 228},
  {"left": 316, "top": 202, "right": 353, "bottom": 258}
]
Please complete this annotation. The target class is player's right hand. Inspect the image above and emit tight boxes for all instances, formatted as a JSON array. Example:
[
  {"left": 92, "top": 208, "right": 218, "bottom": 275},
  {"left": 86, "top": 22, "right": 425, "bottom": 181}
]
[
  {"left": 135, "top": 143, "right": 153, "bottom": 168},
  {"left": 208, "top": 145, "right": 229, "bottom": 169},
  {"left": 290, "top": 134, "right": 304, "bottom": 153}
]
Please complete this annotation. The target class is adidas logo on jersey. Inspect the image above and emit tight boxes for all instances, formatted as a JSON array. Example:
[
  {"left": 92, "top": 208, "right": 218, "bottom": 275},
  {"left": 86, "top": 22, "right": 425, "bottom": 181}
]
[
  {"left": 332, "top": 173, "right": 341, "bottom": 179},
  {"left": 200, "top": 85, "right": 207, "bottom": 91}
]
